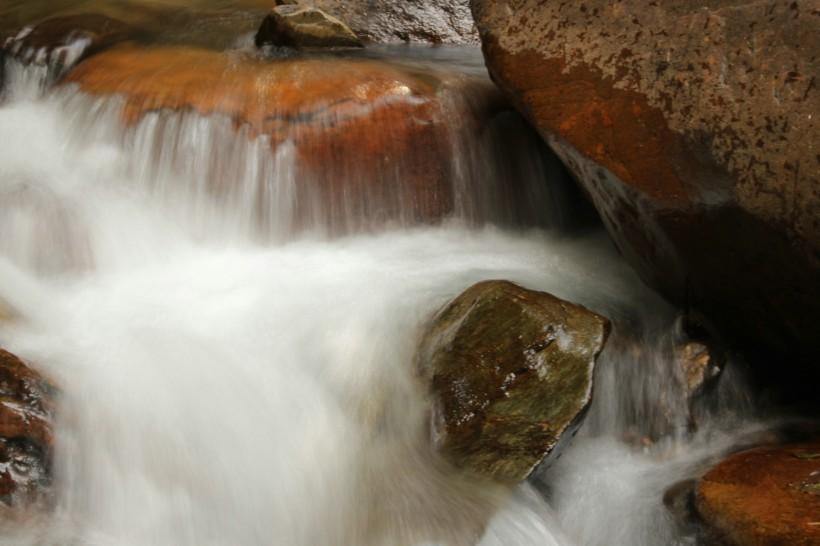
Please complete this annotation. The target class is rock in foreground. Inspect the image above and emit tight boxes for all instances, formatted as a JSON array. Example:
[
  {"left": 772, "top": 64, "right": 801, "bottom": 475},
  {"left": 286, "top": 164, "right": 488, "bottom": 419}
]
[
  {"left": 696, "top": 443, "right": 820, "bottom": 546},
  {"left": 0, "top": 349, "right": 55, "bottom": 509},
  {"left": 255, "top": 5, "right": 363, "bottom": 49},
  {"left": 470, "top": 0, "right": 820, "bottom": 393},
  {"left": 418, "top": 280, "right": 609, "bottom": 483}
]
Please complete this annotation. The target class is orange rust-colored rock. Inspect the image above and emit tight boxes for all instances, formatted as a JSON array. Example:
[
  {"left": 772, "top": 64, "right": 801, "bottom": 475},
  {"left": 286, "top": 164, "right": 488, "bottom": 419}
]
[
  {"left": 471, "top": 0, "right": 820, "bottom": 398},
  {"left": 0, "top": 349, "right": 56, "bottom": 508},
  {"left": 696, "top": 443, "right": 820, "bottom": 546},
  {"left": 63, "top": 46, "right": 490, "bottom": 231}
]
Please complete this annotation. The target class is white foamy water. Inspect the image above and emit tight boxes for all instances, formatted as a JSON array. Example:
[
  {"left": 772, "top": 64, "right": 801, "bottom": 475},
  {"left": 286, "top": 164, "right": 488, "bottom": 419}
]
[{"left": 0, "top": 52, "right": 759, "bottom": 546}]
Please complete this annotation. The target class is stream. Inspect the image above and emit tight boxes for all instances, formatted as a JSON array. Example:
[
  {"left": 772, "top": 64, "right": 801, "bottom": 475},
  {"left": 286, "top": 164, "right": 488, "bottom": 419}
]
[{"left": 0, "top": 12, "right": 769, "bottom": 546}]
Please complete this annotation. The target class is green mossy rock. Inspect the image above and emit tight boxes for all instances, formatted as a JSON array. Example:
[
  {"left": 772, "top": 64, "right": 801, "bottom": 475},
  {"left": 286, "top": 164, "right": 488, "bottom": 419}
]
[{"left": 418, "top": 280, "right": 610, "bottom": 483}]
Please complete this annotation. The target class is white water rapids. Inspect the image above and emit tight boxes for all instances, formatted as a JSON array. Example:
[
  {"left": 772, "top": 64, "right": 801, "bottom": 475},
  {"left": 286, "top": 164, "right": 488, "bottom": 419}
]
[{"left": 0, "top": 49, "right": 761, "bottom": 545}]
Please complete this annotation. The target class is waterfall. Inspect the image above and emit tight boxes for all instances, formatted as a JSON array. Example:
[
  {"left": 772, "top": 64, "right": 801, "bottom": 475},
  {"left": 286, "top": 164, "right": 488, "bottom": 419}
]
[{"left": 0, "top": 40, "right": 763, "bottom": 546}]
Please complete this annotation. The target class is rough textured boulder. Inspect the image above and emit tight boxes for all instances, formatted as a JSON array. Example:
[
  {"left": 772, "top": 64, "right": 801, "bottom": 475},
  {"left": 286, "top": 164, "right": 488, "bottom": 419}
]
[
  {"left": 302, "top": 0, "right": 477, "bottom": 44},
  {"left": 254, "top": 5, "right": 363, "bottom": 49},
  {"left": 0, "top": 349, "right": 55, "bottom": 509},
  {"left": 696, "top": 442, "right": 820, "bottom": 545},
  {"left": 470, "top": 1, "right": 820, "bottom": 393},
  {"left": 418, "top": 280, "right": 610, "bottom": 483}
]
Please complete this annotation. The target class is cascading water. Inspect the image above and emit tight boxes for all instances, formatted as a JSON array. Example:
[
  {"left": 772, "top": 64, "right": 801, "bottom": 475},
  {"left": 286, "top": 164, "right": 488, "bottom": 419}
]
[{"left": 0, "top": 28, "right": 769, "bottom": 546}]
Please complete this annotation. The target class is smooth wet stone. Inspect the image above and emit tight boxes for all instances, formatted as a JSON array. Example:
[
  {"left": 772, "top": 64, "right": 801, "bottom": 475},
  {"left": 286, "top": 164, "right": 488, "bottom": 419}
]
[
  {"left": 696, "top": 443, "right": 820, "bottom": 546},
  {"left": 0, "top": 349, "right": 55, "bottom": 510},
  {"left": 470, "top": 0, "right": 820, "bottom": 398},
  {"left": 255, "top": 5, "right": 363, "bottom": 49},
  {"left": 418, "top": 280, "right": 610, "bottom": 483},
  {"left": 63, "top": 46, "right": 520, "bottom": 234}
]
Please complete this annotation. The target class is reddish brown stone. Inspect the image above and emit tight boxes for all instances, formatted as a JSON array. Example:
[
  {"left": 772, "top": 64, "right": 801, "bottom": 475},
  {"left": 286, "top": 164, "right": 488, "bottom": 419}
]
[
  {"left": 63, "top": 46, "right": 513, "bottom": 232},
  {"left": 470, "top": 0, "right": 820, "bottom": 396},
  {"left": 696, "top": 443, "right": 820, "bottom": 546}
]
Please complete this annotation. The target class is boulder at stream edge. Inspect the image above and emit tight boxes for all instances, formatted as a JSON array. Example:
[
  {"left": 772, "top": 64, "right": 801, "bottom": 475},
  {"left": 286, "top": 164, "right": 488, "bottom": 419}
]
[{"left": 470, "top": 0, "right": 820, "bottom": 397}]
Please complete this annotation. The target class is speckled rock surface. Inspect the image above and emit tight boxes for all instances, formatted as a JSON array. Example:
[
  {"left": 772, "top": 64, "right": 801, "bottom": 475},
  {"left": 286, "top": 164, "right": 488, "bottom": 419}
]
[
  {"left": 303, "top": 0, "right": 478, "bottom": 44},
  {"left": 0, "top": 349, "right": 55, "bottom": 510},
  {"left": 418, "top": 280, "right": 610, "bottom": 483},
  {"left": 254, "top": 5, "right": 363, "bottom": 48},
  {"left": 696, "top": 443, "right": 820, "bottom": 545},
  {"left": 471, "top": 0, "right": 820, "bottom": 391}
]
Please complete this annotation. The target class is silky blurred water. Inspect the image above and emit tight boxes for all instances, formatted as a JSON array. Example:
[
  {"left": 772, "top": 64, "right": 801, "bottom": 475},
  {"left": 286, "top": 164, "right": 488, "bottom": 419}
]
[{"left": 0, "top": 33, "right": 760, "bottom": 546}]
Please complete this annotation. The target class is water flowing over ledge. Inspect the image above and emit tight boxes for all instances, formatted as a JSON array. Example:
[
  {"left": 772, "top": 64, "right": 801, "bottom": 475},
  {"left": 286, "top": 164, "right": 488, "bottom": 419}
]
[{"left": 0, "top": 38, "right": 769, "bottom": 546}]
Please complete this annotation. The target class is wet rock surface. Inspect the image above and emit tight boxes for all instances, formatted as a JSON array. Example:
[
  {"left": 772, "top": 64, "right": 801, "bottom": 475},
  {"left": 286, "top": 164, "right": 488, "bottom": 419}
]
[
  {"left": 0, "top": 349, "right": 55, "bottom": 510},
  {"left": 62, "top": 46, "right": 542, "bottom": 234},
  {"left": 418, "top": 280, "right": 610, "bottom": 483},
  {"left": 470, "top": 0, "right": 820, "bottom": 395},
  {"left": 255, "top": 5, "right": 363, "bottom": 49},
  {"left": 696, "top": 442, "right": 820, "bottom": 546}
]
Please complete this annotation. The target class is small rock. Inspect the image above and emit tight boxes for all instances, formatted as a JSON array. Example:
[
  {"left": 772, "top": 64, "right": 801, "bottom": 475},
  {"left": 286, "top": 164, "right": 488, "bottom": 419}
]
[
  {"left": 696, "top": 442, "right": 820, "bottom": 546},
  {"left": 675, "top": 341, "right": 722, "bottom": 401},
  {"left": 0, "top": 349, "right": 56, "bottom": 510},
  {"left": 417, "top": 280, "right": 610, "bottom": 483},
  {"left": 254, "top": 5, "right": 363, "bottom": 49}
]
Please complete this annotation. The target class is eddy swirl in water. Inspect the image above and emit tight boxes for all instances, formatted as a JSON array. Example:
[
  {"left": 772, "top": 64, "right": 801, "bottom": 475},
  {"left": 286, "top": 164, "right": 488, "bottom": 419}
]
[{"left": 0, "top": 34, "right": 769, "bottom": 546}]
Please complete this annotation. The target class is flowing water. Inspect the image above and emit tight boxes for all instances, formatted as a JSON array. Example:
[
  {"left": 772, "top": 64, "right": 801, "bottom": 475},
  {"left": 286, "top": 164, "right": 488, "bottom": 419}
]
[{"left": 0, "top": 17, "right": 770, "bottom": 546}]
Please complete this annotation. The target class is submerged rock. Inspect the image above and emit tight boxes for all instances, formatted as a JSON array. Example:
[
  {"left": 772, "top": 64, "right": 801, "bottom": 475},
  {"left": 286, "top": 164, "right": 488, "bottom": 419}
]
[
  {"left": 470, "top": 0, "right": 820, "bottom": 396},
  {"left": 255, "top": 5, "right": 363, "bottom": 49},
  {"left": 0, "top": 349, "right": 55, "bottom": 510},
  {"left": 418, "top": 280, "right": 610, "bottom": 483},
  {"left": 696, "top": 443, "right": 820, "bottom": 546}
]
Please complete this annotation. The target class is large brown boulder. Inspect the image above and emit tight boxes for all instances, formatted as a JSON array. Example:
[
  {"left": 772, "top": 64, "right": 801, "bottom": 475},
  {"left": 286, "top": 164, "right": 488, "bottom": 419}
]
[
  {"left": 470, "top": 1, "right": 820, "bottom": 393},
  {"left": 417, "top": 280, "right": 610, "bottom": 483},
  {"left": 0, "top": 349, "right": 55, "bottom": 509},
  {"left": 696, "top": 442, "right": 820, "bottom": 545}
]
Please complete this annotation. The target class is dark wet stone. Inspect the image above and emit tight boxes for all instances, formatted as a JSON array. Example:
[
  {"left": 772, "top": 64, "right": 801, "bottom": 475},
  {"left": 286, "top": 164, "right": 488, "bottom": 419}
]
[
  {"left": 1, "top": 13, "right": 133, "bottom": 75},
  {"left": 0, "top": 349, "right": 56, "bottom": 510},
  {"left": 418, "top": 280, "right": 610, "bottom": 483}
]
